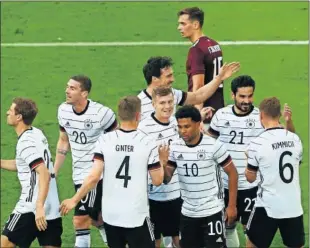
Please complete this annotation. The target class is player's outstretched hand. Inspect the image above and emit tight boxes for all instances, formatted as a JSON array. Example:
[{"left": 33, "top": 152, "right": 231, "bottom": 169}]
[
  {"left": 218, "top": 62, "right": 240, "bottom": 80},
  {"left": 283, "top": 103, "right": 292, "bottom": 122},
  {"left": 60, "top": 198, "right": 77, "bottom": 216},
  {"left": 35, "top": 205, "right": 48, "bottom": 231},
  {"left": 225, "top": 205, "right": 237, "bottom": 226},
  {"left": 158, "top": 144, "right": 169, "bottom": 166}
]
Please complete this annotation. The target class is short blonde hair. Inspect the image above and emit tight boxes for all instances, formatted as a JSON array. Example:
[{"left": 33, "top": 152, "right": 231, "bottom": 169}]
[{"left": 118, "top": 96, "right": 141, "bottom": 121}]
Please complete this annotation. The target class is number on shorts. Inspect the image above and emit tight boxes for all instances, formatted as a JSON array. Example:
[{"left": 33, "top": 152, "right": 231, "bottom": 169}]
[
  {"left": 208, "top": 220, "right": 223, "bottom": 235},
  {"left": 244, "top": 197, "right": 256, "bottom": 212}
]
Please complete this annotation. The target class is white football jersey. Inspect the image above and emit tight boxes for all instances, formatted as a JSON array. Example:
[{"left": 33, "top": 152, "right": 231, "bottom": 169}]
[
  {"left": 247, "top": 127, "right": 303, "bottom": 218},
  {"left": 209, "top": 105, "right": 264, "bottom": 189},
  {"left": 57, "top": 99, "right": 116, "bottom": 184},
  {"left": 138, "top": 113, "right": 180, "bottom": 201},
  {"left": 94, "top": 129, "right": 160, "bottom": 228},
  {"left": 14, "top": 127, "right": 60, "bottom": 220},
  {"left": 168, "top": 134, "right": 232, "bottom": 218},
  {"left": 137, "top": 88, "right": 187, "bottom": 121}
]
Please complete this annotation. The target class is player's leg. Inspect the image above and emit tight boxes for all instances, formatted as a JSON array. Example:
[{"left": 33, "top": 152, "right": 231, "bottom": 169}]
[
  {"left": 126, "top": 217, "right": 155, "bottom": 248},
  {"left": 239, "top": 187, "right": 258, "bottom": 240},
  {"left": 1, "top": 212, "right": 37, "bottom": 248},
  {"left": 103, "top": 222, "right": 127, "bottom": 248},
  {"left": 245, "top": 207, "right": 277, "bottom": 248},
  {"left": 201, "top": 210, "right": 226, "bottom": 248},
  {"left": 89, "top": 179, "right": 107, "bottom": 244},
  {"left": 278, "top": 214, "right": 305, "bottom": 248},
  {"left": 224, "top": 188, "right": 240, "bottom": 248},
  {"left": 179, "top": 214, "right": 200, "bottom": 248},
  {"left": 37, "top": 217, "right": 63, "bottom": 248},
  {"left": 149, "top": 199, "right": 164, "bottom": 248},
  {"left": 73, "top": 184, "right": 92, "bottom": 248},
  {"left": 161, "top": 197, "right": 182, "bottom": 248}
]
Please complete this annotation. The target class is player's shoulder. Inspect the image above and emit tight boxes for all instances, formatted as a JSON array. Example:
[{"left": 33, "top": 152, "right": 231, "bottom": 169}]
[
  {"left": 171, "top": 87, "right": 183, "bottom": 96},
  {"left": 215, "top": 105, "right": 233, "bottom": 116},
  {"left": 138, "top": 115, "right": 154, "bottom": 130},
  {"left": 170, "top": 137, "right": 185, "bottom": 147},
  {"left": 137, "top": 89, "right": 148, "bottom": 99},
  {"left": 193, "top": 36, "right": 220, "bottom": 50},
  {"left": 17, "top": 126, "right": 44, "bottom": 146},
  {"left": 88, "top": 99, "right": 112, "bottom": 113},
  {"left": 58, "top": 102, "right": 71, "bottom": 113},
  {"left": 251, "top": 106, "right": 260, "bottom": 115}
]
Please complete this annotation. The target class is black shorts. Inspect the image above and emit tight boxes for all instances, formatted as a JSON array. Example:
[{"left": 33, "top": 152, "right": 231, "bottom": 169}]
[
  {"left": 246, "top": 207, "right": 305, "bottom": 248},
  {"left": 2, "top": 212, "right": 37, "bottom": 248},
  {"left": 180, "top": 210, "right": 226, "bottom": 248},
  {"left": 36, "top": 217, "right": 63, "bottom": 247},
  {"left": 149, "top": 197, "right": 182, "bottom": 239},
  {"left": 104, "top": 217, "right": 155, "bottom": 248},
  {"left": 74, "top": 179, "right": 102, "bottom": 221},
  {"left": 224, "top": 187, "right": 258, "bottom": 226}
]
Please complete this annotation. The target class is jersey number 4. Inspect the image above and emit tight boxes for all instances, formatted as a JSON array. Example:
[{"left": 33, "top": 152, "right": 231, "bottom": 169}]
[{"left": 116, "top": 156, "right": 131, "bottom": 188}]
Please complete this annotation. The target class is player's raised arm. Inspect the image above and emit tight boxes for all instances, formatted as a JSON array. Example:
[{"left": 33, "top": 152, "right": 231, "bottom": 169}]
[
  {"left": 0, "top": 159, "right": 17, "bottom": 171},
  {"left": 54, "top": 130, "right": 70, "bottom": 177},
  {"left": 184, "top": 62, "right": 240, "bottom": 106},
  {"left": 282, "top": 103, "right": 296, "bottom": 133}
]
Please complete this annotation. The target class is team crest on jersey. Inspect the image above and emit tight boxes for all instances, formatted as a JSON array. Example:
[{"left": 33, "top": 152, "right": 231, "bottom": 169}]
[
  {"left": 84, "top": 119, "right": 93, "bottom": 130},
  {"left": 246, "top": 119, "right": 255, "bottom": 128},
  {"left": 197, "top": 150, "right": 206, "bottom": 160}
]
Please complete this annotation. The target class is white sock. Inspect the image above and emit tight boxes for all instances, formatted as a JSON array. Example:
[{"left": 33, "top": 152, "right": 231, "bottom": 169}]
[
  {"left": 98, "top": 224, "right": 108, "bottom": 244},
  {"left": 163, "top": 237, "right": 173, "bottom": 247},
  {"left": 75, "top": 229, "right": 91, "bottom": 248},
  {"left": 225, "top": 228, "right": 240, "bottom": 248}
]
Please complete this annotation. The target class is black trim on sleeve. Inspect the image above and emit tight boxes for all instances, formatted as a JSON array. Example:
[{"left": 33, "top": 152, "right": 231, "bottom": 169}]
[
  {"left": 29, "top": 158, "right": 44, "bottom": 170},
  {"left": 178, "top": 91, "right": 187, "bottom": 106},
  {"left": 167, "top": 160, "right": 177, "bottom": 168},
  {"left": 148, "top": 161, "right": 161, "bottom": 171},
  {"left": 219, "top": 155, "right": 232, "bottom": 167},
  {"left": 247, "top": 163, "right": 259, "bottom": 172},
  {"left": 208, "top": 127, "right": 220, "bottom": 138},
  {"left": 59, "top": 125, "right": 66, "bottom": 132},
  {"left": 105, "top": 119, "right": 118, "bottom": 132},
  {"left": 93, "top": 153, "right": 104, "bottom": 162}
]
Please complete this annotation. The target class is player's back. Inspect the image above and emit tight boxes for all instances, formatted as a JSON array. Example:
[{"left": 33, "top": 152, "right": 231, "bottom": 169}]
[
  {"left": 99, "top": 129, "right": 159, "bottom": 227},
  {"left": 249, "top": 128, "right": 303, "bottom": 218}
]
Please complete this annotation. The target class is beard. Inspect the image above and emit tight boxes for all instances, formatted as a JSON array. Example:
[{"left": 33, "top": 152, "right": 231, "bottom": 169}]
[{"left": 235, "top": 101, "right": 253, "bottom": 113}]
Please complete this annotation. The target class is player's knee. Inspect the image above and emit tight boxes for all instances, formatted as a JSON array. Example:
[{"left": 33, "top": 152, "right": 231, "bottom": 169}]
[
  {"left": 1, "top": 235, "right": 15, "bottom": 248},
  {"left": 73, "top": 215, "right": 91, "bottom": 229}
]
